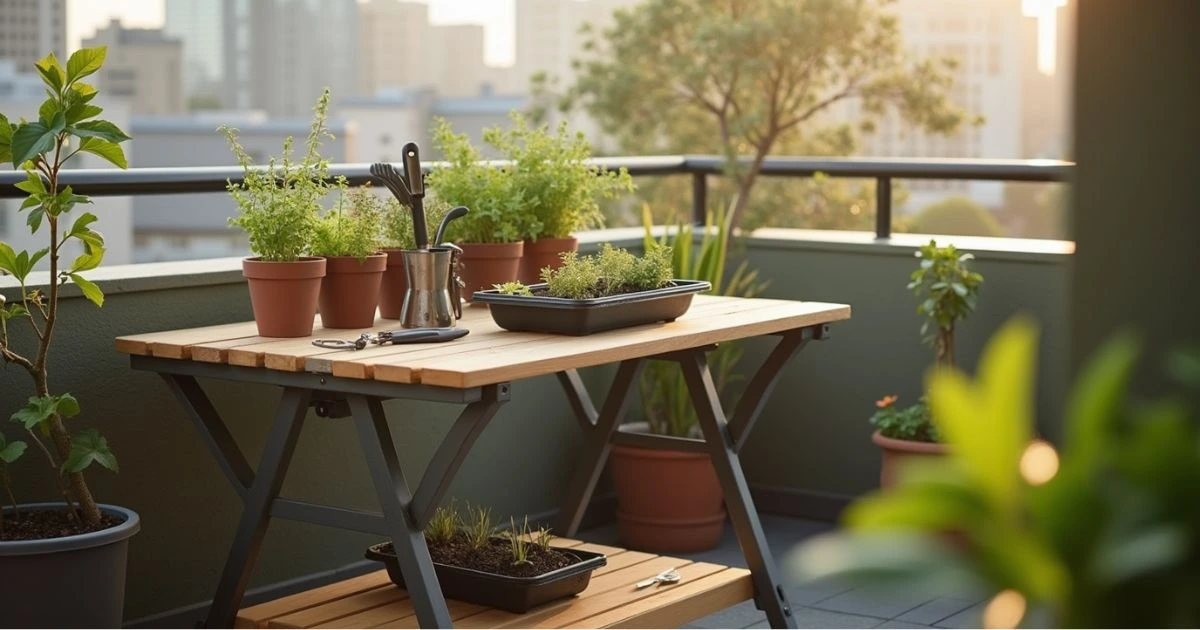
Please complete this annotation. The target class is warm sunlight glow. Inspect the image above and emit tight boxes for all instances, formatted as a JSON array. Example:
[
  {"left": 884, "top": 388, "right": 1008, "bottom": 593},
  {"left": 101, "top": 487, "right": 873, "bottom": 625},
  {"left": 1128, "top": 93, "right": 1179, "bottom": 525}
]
[
  {"left": 1022, "top": 0, "right": 1067, "bottom": 75},
  {"left": 1020, "top": 439, "right": 1060, "bottom": 486},
  {"left": 983, "top": 589, "right": 1027, "bottom": 629}
]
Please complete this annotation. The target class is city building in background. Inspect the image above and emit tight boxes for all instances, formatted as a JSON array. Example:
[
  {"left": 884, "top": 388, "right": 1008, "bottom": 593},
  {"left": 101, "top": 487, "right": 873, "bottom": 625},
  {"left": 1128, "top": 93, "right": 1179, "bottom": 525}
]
[
  {"left": 247, "top": 0, "right": 358, "bottom": 118},
  {"left": 82, "top": 19, "right": 183, "bottom": 115},
  {"left": 162, "top": 0, "right": 225, "bottom": 108},
  {"left": 0, "top": 0, "right": 65, "bottom": 69}
]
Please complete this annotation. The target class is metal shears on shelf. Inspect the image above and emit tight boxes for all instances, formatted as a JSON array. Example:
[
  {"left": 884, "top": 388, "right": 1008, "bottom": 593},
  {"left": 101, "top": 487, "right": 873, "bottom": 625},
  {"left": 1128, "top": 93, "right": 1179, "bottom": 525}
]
[
  {"left": 311, "top": 327, "right": 468, "bottom": 351},
  {"left": 634, "top": 567, "right": 682, "bottom": 589}
]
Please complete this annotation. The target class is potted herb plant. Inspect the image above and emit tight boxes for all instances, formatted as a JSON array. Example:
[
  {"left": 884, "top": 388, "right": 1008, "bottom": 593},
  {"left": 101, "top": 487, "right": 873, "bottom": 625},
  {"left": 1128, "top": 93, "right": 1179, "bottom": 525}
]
[
  {"left": 310, "top": 185, "right": 387, "bottom": 328},
  {"left": 378, "top": 192, "right": 453, "bottom": 319},
  {"left": 365, "top": 503, "right": 605, "bottom": 613},
  {"left": 426, "top": 118, "right": 525, "bottom": 298},
  {"left": 871, "top": 240, "right": 983, "bottom": 487},
  {"left": 0, "top": 48, "right": 140, "bottom": 628},
  {"left": 221, "top": 88, "right": 335, "bottom": 337},
  {"left": 484, "top": 113, "right": 633, "bottom": 284}
]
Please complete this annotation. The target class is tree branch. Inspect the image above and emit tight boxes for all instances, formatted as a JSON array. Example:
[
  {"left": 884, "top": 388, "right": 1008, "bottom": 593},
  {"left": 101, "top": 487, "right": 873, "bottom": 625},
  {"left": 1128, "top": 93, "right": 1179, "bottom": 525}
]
[{"left": 776, "top": 77, "right": 865, "bottom": 132}]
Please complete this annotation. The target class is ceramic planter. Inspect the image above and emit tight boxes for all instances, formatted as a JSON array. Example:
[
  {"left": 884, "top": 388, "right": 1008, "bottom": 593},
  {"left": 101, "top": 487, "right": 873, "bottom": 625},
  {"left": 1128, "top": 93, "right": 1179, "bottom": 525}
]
[
  {"left": 609, "top": 429, "right": 725, "bottom": 553},
  {"left": 365, "top": 542, "right": 606, "bottom": 613},
  {"left": 472, "top": 280, "right": 710, "bottom": 335},
  {"left": 518, "top": 236, "right": 579, "bottom": 284},
  {"left": 0, "top": 503, "right": 140, "bottom": 628},
  {"left": 872, "top": 430, "right": 947, "bottom": 487},
  {"left": 378, "top": 249, "right": 409, "bottom": 320},
  {"left": 454, "top": 241, "right": 524, "bottom": 301},
  {"left": 243, "top": 257, "right": 326, "bottom": 337},
  {"left": 318, "top": 254, "right": 387, "bottom": 329}
]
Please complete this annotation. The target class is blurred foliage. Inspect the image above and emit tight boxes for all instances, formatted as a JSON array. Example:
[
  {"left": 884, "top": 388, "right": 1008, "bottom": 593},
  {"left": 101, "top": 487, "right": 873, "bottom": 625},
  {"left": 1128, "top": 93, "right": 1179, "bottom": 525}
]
[
  {"left": 790, "top": 318, "right": 1200, "bottom": 628},
  {"left": 870, "top": 395, "right": 938, "bottom": 443},
  {"left": 908, "top": 196, "right": 1004, "bottom": 237}
]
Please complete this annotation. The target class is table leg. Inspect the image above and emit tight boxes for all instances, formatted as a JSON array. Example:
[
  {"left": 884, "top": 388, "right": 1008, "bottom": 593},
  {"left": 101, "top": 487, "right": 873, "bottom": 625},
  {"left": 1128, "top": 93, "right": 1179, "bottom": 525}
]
[
  {"left": 348, "top": 394, "right": 453, "bottom": 628},
  {"left": 679, "top": 349, "right": 798, "bottom": 629},
  {"left": 204, "top": 386, "right": 312, "bottom": 629}
]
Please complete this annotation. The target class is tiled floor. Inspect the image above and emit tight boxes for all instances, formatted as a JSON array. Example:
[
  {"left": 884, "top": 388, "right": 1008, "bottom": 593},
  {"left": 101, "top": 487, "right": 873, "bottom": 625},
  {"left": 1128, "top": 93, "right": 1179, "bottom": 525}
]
[{"left": 578, "top": 515, "right": 988, "bottom": 629}]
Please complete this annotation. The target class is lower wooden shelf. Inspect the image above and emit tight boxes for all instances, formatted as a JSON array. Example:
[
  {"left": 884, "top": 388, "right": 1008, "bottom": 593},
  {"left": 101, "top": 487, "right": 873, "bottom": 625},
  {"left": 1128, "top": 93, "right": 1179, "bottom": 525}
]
[{"left": 236, "top": 539, "right": 754, "bottom": 628}]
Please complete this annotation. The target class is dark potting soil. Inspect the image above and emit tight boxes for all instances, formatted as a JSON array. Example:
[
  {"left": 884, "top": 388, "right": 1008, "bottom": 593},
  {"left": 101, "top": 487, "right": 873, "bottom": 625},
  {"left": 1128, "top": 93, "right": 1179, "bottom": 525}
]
[
  {"left": 0, "top": 509, "right": 123, "bottom": 542},
  {"left": 381, "top": 533, "right": 575, "bottom": 578}
]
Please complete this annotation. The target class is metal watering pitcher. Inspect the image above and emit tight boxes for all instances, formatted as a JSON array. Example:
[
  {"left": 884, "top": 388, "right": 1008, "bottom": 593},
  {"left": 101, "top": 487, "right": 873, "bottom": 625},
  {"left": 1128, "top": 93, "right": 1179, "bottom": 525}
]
[{"left": 400, "top": 245, "right": 463, "bottom": 329}]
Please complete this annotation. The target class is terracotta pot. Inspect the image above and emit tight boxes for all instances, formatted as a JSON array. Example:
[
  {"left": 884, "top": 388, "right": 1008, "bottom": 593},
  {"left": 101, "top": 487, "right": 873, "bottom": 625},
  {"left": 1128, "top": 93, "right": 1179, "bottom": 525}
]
[
  {"left": 456, "top": 241, "right": 525, "bottom": 300},
  {"left": 243, "top": 257, "right": 326, "bottom": 337},
  {"left": 872, "top": 430, "right": 947, "bottom": 488},
  {"left": 610, "top": 442, "right": 726, "bottom": 553},
  {"left": 377, "top": 249, "right": 410, "bottom": 320},
  {"left": 518, "top": 236, "right": 579, "bottom": 284},
  {"left": 318, "top": 254, "right": 387, "bottom": 329}
]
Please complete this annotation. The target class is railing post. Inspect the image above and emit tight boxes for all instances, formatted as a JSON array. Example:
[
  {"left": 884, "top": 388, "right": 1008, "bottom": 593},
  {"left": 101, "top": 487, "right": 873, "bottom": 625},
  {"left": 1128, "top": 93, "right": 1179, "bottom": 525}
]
[
  {"left": 875, "top": 176, "right": 892, "bottom": 239},
  {"left": 691, "top": 172, "right": 707, "bottom": 226}
]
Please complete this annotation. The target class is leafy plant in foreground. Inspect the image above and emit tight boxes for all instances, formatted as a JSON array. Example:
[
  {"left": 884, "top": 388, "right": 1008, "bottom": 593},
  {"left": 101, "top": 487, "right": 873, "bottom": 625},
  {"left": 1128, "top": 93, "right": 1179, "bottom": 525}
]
[
  {"left": 541, "top": 243, "right": 673, "bottom": 299},
  {"left": 310, "top": 184, "right": 384, "bottom": 260},
  {"left": 0, "top": 47, "right": 128, "bottom": 529}
]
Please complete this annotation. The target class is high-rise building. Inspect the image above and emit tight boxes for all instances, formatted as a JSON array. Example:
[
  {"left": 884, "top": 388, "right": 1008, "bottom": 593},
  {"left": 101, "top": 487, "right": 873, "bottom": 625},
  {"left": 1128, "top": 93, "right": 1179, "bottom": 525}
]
[
  {"left": 514, "top": 0, "right": 643, "bottom": 94},
  {"left": 249, "top": 0, "right": 358, "bottom": 117},
  {"left": 357, "top": 0, "right": 432, "bottom": 96},
  {"left": 163, "top": 0, "right": 226, "bottom": 105},
  {"left": 431, "top": 24, "right": 489, "bottom": 97},
  {"left": 0, "top": 0, "right": 66, "bottom": 70},
  {"left": 83, "top": 20, "right": 184, "bottom": 116}
]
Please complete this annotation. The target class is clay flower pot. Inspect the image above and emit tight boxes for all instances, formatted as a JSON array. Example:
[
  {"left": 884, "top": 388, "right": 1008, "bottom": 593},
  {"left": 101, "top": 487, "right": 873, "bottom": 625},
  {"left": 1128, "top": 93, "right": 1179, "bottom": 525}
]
[
  {"left": 518, "top": 236, "right": 579, "bottom": 284},
  {"left": 609, "top": 440, "right": 725, "bottom": 553},
  {"left": 378, "top": 248, "right": 409, "bottom": 320},
  {"left": 318, "top": 254, "right": 387, "bottom": 329},
  {"left": 456, "top": 241, "right": 525, "bottom": 301},
  {"left": 872, "top": 430, "right": 947, "bottom": 488},
  {"left": 243, "top": 257, "right": 326, "bottom": 337}
]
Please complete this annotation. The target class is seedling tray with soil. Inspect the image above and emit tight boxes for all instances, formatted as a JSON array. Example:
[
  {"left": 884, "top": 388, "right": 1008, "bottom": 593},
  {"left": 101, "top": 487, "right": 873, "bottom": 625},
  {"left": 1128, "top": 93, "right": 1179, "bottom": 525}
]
[
  {"left": 365, "top": 534, "right": 607, "bottom": 613},
  {"left": 472, "top": 279, "right": 711, "bottom": 335}
]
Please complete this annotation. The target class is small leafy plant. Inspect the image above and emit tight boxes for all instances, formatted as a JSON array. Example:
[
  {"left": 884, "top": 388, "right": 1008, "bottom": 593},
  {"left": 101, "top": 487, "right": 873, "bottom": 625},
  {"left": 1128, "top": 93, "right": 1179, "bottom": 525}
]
[
  {"left": 424, "top": 502, "right": 459, "bottom": 546},
  {"left": 908, "top": 240, "right": 984, "bottom": 368},
  {"left": 380, "top": 193, "right": 454, "bottom": 250},
  {"left": 541, "top": 243, "right": 673, "bottom": 300},
  {"left": 0, "top": 48, "right": 128, "bottom": 532},
  {"left": 507, "top": 516, "right": 534, "bottom": 567},
  {"left": 310, "top": 185, "right": 383, "bottom": 261},
  {"left": 222, "top": 88, "right": 334, "bottom": 261},
  {"left": 869, "top": 395, "right": 938, "bottom": 443},
  {"left": 533, "top": 525, "right": 553, "bottom": 550},
  {"left": 462, "top": 503, "right": 495, "bottom": 550},
  {"left": 485, "top": 112, "right": 632, "bottom": 240},
  {"left": 426, "top": 118, "right": 524, "bottom": 244},
  {"left": 493, "top": 281, "right": 532, "bottom": 296}
]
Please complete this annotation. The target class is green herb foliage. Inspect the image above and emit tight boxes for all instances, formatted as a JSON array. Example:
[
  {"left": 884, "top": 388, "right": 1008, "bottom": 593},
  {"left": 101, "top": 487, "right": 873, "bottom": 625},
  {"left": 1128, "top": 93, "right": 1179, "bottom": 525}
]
[
  {"left": 0, "top": 47, "right": 127, "bottom": 528},
  {"left": 533, "top": 525, "right": 553, "bottom": 551},
  {"left": 380, "top": 193, "right": 454, "bottom": 250},
  {"left": 485, "top": 112, "right": 632, "bottom": 239},
  {"left": 222, "top": 88, "right": 334, "bottom": 261},
  {"left": 462, "top": 503, "right": 495, "bottom": 550},
  {"left": 507, "top": 516, "right": 534, "bottom": 566},
  {"left": 426, "top": 118, "right": 524, "bottom": 244},
  {"left": 868, "top": 396, "right": 937, "bottom": 443},
  {"left": 493, "top": 281, "right": 532, "bottom": 296},
  {"left": 542, "top": 243, "right": 672, "bottom": 300},
  {"left": 907, "top": 240, "right": 983, "bottom": 368},
  {"left": 424, "top": 501, "right": 459, "bottom": 546},
  {"left": 310, "top": 184, "right": 383, "bottom": 260}
]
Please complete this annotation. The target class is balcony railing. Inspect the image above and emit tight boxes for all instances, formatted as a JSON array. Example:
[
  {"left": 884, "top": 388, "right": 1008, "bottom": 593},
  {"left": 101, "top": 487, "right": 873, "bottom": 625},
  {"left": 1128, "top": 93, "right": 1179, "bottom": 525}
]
[{"left": 1, "top": 156, "right": 1073, "bottom": 240}]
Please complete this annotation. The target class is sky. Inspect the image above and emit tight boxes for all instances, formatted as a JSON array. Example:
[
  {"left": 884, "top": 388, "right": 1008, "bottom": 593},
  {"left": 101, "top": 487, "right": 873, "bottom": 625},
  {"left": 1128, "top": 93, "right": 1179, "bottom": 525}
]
[{"left": 67, "top": 0, "right": 518, "bottom": 66}]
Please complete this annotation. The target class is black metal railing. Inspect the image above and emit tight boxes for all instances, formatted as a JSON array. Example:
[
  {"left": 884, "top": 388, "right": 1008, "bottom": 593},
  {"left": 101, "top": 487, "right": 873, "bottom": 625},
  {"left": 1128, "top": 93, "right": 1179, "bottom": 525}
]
[{"left": 0, "top": 155, "right": 1072, "bottom": 239}]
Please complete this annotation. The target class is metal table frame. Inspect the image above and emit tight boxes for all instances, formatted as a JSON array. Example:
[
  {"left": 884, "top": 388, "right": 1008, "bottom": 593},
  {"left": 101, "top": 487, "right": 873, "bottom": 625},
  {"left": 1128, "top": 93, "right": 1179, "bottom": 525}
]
[{"left": 130, "top": 321, "right": 827, "bottom": 629}]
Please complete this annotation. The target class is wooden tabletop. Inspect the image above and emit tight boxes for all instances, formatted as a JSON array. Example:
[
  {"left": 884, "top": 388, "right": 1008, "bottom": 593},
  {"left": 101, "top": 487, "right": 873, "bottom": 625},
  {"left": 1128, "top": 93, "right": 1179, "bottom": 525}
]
[{"left": 115, "top": 296, "right": 850, "bottom": 389}]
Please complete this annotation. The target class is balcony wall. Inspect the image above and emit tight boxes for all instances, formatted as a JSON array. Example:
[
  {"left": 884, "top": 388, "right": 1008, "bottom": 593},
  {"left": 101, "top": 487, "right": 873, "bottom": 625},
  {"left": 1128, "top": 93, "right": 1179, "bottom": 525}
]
[{"left": 0, "top": 229, "right": 1071, "bottom": 622}]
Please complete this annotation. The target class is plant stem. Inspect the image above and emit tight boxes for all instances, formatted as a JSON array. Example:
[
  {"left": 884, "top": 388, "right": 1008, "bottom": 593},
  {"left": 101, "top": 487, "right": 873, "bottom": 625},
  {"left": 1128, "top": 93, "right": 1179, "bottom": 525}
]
[
  {"left": 26, "top": 427, "right": 79, "bottom": 522},
  {"left": 2, "top": 466, "right": 17, "bottom": 518},
  {"left": 936, "top": 325, "right": 956, "bottom": 368}
]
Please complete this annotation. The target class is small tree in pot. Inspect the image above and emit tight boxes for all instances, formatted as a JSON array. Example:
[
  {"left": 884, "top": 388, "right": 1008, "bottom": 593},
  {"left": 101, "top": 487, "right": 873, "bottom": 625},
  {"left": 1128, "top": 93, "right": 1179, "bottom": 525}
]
[
  {"left": 0, "top": 47, "right": 141, "bottom": 628},
  {"left": 871, "top": 240, "right": 983, "bottom": 487}
]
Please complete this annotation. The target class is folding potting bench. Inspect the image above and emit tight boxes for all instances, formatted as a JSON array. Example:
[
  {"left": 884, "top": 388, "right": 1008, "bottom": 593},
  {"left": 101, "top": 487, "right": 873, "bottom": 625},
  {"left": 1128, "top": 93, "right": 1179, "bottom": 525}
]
[{"left": 116, "top": 295, "right": 850, "bottom": 629}]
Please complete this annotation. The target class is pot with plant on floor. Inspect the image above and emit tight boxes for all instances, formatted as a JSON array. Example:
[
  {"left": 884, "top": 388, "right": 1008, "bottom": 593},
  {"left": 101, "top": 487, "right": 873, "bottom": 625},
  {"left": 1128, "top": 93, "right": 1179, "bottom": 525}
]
[
  {"left": 221, "top": 88, "right": 337, "bottom": 337},
  {"left": 0, "top": 47, "right": 141, "bottom": 628},
  {"left": 870, "top": 240, "right": 983, "bottom": 487},
  {"left": 365, "top": 503, "right": 606, "bottom": 613},
  {"left": 377, "top": 193, "right": 453, "bottom": 319},
  {"left": 426, "top": 118, "right": 526, "bottom": 299},
  {"left": 310, "top": 185, "right": 388, "bottom": 328},
  {"left": 484, "top": 113, "right": 633, "bottom": 284}
]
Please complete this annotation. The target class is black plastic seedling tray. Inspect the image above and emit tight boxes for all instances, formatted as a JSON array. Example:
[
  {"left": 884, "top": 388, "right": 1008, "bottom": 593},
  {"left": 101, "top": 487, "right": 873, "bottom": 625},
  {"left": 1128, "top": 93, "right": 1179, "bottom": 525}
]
[
  {"left": 365, "top": 543, "right": 607, "bottom": 613},
  {"left": 471, "top": 279, "right": 711, "bottom": 335}
]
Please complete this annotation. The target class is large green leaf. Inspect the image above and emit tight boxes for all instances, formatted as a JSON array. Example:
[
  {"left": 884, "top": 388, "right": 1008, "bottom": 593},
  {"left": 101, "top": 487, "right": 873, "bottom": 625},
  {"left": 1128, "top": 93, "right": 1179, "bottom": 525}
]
[
  {"left": 10, "top": 122, "right": 56, "bottom": 167},
  {"left": 69, "top": 120, "right": 130, "bottom": 144},
  {"left": 69, "top": 273, "right": 104, "bottom": 307},
  {"left": 34, "top": 53, "right": 65, "bottom": 93},
  {"left": 0, "top": 113, "right": 12, "bottom": 163},
  {"left": 63, "top": 428, "right": 118, "bottom": 474},
  {"left": 787, "top": 532, "right": 983, "bottom": 596},
  {"left": 76, "top": 137, "right": 127, "bottom": 168},
  {"left": 0, "top": 432, "right": 27, "bottom": 464},
  {"left": 1062, "top": 333, "right": 1139, "bottom": 472},
  {"left": 66, "top": 47, "right": 106, "bottom": 84}
]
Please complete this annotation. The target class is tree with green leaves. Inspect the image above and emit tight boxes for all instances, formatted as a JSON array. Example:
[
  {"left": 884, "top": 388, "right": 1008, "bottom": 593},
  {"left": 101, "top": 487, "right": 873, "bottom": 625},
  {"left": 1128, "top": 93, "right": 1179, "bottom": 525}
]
[
  {"left": 550, "top": 0, "right": 972, "bottom": 229},
  {"left": 0, "top": 48, "right": 128, "bottom": 529},
  {"left": 906, "top": 196, "right": 1004, "bottom": 237}
]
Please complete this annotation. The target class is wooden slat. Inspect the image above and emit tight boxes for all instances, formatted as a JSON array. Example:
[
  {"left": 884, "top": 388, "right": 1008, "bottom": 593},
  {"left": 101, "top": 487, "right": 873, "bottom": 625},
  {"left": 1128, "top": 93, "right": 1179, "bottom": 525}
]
[
  {"left": 406, "top": 300, "right": 851, "bottom": 388},
  {"left": 235, "top": 570, "right": 391, "bottom": 628},
  {"left": 584, "top": 568, "right": 753, "bottom": 629},
  {"left": 115, "top": 320, "right": 263, "bottom": 357},
  {"left": 269, "top": 585, "right": 406, "bottom": 628}
]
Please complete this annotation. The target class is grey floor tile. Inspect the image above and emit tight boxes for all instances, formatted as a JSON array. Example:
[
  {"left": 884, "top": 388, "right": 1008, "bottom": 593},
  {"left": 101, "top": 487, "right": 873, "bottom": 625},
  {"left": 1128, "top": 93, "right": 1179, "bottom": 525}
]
[
  {"left": 896, "top": 597, "right": 979, "bottom": 626},
  {"left": 784, "top": 578, "right": 857, "bottom": 606},
  {"left": 934, "top": 602, "right": 986, "bottom": 629},
  {"left": 812, "top": 585, "right": 940, "bottom": 619},
  {"left": 793, "top": 605, "right": 885, "bottom": 628},
  {"left": 688, "top": 600, "right": 766, "bottom": 629},
  {"left": 743, "top": 620, "right": 771, "bottom": 629},
  {"left": 874, "top": 621, "right": 934, "bottom": 629}
]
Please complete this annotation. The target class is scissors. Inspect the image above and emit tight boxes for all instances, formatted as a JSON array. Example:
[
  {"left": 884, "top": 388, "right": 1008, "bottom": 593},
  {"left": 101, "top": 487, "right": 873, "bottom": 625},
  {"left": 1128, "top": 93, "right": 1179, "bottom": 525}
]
[
  {"left": 311, "top": 327, "right": 468, "bottom": 350},
  {"left": 635, "top": 567, "right": 682, "bottom": 589}
]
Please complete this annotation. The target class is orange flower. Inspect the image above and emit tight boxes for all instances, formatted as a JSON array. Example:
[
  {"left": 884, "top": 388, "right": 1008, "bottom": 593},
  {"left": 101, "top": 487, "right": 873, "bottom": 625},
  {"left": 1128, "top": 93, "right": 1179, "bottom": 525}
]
[{"left": 876, "top": 395, "right": 898, "bottom": 409}]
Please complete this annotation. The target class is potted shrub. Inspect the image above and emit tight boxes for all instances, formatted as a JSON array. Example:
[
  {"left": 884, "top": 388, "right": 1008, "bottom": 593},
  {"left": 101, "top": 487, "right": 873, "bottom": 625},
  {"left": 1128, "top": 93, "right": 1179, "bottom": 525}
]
[
  {"left": 426, "top": 118, "right": 526, "bottom": 298},
  {"left": 365, "top": 503, "right": 605, "bottom": 613},
  {"left": 0, "top": 48, "right": 141, "bottom": 628},
  {"left": 484, "top": 113, "right": 633, "bottom": 284},
  {"left": 871, "top": 240, "right": 983, "bottom": 487},
  {"left": 310, "top": 185, "right": 387, "bottom": 328},
  {"left": 377, "top": 193, "right": 453, "bottom": 319},
  {"left": 221, "top": 88, "right": 336, "bottom": 337},
  {"left": 606, "top": 207, "right": 765, "bottom": 553}
]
